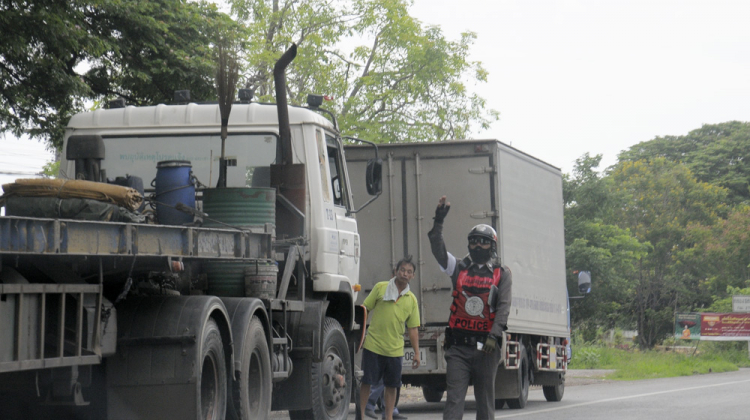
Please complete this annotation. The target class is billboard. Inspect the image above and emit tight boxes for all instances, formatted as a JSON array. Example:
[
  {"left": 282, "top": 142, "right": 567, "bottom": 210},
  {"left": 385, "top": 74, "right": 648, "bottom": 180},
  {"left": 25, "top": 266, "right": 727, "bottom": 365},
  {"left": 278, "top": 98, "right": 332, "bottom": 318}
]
[
  {"left": 700, "top": 313, "right": 750, "bottom": 341},
  {"left": 675, "top": 313, "right": 701, "bottom": 340},
  {"left": 676, "top": 312, "right": 750, "bottom": 341}
]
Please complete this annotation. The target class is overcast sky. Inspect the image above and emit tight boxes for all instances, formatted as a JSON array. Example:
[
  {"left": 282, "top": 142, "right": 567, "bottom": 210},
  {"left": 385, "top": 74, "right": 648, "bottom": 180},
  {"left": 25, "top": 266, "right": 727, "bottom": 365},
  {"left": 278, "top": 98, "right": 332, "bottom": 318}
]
[
  {"left": 2, "top": 0, "right": 749, "bottom": 190},
  {"left": 0, "top": 136, "right": 53, "bottom": 191},
  {"left": 408, "top": 0, "right": 750, "bottom": 172}
]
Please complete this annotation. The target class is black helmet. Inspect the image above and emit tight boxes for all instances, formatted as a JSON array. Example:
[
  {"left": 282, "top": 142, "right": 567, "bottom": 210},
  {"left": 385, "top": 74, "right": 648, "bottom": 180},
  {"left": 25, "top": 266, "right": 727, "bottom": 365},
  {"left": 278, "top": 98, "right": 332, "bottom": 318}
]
[{"left": 468, "top": 224, "right": 497, "bottom": 243}]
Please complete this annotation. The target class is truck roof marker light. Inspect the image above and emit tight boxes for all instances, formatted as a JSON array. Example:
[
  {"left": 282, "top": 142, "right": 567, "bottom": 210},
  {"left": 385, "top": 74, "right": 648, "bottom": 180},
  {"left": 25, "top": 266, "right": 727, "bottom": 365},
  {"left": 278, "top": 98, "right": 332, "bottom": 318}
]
[
  {"left": 174, "top": 90, "right": 190, "bottom": 104},
  {"left": 307, "top": 94, "right": 324, "bottom": 108},
  {"left": 107, "top": 98, "right": 126, "bottom": 109},
  {"left": 238, "top": 88, "right": 254, "bottom": 103}
]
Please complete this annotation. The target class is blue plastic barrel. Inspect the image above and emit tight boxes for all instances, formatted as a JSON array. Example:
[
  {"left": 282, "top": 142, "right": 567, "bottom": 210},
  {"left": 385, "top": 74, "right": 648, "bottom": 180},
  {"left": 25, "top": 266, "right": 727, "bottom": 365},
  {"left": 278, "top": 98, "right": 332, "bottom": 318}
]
[{"left": 154, "top": 160, "right": 195, "bottom": 225}]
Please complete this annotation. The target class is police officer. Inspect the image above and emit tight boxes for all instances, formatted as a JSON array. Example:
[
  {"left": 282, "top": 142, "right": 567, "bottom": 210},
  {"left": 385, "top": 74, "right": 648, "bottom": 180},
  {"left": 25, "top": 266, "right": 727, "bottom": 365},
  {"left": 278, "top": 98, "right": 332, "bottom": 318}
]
[{"left": 428, "top": 196, "right": 512, "bottom": 420}]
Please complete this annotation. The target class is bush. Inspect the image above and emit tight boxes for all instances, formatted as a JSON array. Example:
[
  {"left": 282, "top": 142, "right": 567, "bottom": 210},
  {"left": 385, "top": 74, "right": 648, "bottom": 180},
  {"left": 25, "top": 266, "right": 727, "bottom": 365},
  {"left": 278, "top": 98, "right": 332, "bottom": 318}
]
[
  {"left": 570, "top": 347, "right": 601, "bottom": 369},
  {"left": 613, "top": 329, "right": 624, "bottom": 347}
]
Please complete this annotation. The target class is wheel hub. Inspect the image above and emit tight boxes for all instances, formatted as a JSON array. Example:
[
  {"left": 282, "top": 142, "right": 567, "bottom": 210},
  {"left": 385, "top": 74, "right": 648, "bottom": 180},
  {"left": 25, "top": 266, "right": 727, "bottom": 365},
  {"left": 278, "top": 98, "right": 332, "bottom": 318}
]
[{"left": 321, "top": 353, "right": 347, "bottom": 410}]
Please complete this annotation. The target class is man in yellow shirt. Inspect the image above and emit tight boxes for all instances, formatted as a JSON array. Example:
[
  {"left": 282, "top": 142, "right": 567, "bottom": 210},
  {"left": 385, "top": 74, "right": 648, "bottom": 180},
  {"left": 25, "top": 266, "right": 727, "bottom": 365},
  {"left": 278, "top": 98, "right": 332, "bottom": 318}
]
[{"left": 359, "top": 257, "right": 421, "bottom": 420}]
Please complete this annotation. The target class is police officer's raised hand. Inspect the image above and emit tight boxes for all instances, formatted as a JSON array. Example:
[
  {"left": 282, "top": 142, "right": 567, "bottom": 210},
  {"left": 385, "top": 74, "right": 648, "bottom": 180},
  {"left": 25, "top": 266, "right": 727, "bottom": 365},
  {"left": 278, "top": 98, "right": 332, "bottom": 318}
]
[
  {"left": 434, "top": 196, "right": 451, "bottom": 223},
  {"left": 483, "top": 335, "right": 497, "bottom": 354}
]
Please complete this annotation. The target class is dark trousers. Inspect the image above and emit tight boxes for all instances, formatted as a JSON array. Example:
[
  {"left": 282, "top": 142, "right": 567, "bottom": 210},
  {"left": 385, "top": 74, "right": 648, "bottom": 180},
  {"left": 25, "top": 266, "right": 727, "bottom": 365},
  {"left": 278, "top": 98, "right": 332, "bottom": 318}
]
[{"left": 443, "top": 344, "right": 502, "bottom": 420}]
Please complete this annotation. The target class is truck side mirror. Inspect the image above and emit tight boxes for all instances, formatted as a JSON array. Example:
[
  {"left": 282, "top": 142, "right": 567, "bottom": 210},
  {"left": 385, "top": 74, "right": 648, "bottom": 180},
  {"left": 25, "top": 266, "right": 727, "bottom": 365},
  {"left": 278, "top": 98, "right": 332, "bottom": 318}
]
[
  {"left": 578, "top": 271, "right": 592, "bottom": 294},
  {"left": 366, "top": 158, "right": 383, "bottom": 196},
  {"left": 344, "top": 137, "right": 382, "bottom": 215}
]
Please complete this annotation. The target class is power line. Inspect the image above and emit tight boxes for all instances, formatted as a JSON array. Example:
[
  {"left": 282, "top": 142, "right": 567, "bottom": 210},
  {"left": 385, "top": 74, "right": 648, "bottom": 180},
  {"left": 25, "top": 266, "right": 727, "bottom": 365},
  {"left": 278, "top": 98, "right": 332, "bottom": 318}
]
[{"left": 0, "top": 171, "right": 42, "bottom": 176}]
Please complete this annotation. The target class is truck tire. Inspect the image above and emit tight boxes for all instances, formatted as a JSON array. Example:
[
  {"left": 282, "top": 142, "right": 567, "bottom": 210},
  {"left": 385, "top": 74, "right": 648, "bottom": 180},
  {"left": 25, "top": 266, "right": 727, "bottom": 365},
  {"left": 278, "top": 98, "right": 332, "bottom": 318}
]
[
  {"left": 542, "top": 380, "right": 565, "bottom": 402},
  {"left": 422, "top": 386, "right": 445, "bottom": 403},
  {"left": 290, "top": 317, "right": 351, "bottom": 420},
  {"left": 230, "top": 316, "right": 271, "bottom": 420},
  {"left": 200, "top": 318, "right": 228, "bottom": 420},
  {"left": 506, "top": 345, "right": 529, "bottom": 409}
]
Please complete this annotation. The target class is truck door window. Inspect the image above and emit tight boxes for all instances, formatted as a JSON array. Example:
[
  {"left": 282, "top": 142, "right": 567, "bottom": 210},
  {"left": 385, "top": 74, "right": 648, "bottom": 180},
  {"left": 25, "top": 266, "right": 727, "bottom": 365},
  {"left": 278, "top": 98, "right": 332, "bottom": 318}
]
[
  {"left": 316, "top": 130, "right": 332, "bottom": 203},
  {"left": 326, "top": 134, "right": 348, "bottom": 208}
]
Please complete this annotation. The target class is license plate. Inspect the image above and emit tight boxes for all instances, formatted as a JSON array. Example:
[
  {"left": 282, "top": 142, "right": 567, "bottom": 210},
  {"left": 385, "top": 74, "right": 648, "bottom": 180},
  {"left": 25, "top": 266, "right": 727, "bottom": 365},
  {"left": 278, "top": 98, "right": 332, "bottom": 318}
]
[
  {"left": 549, "top": 345, "right": 557, "bottom": 369},
  {"left": 403, "top": 347, "right": 427, "bottom": 366}
]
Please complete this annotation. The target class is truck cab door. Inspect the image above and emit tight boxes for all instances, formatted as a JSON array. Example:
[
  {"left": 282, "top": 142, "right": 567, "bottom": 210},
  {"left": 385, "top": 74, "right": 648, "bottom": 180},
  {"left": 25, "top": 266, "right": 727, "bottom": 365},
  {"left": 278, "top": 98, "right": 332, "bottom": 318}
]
[
  {"left": 311, "top": 129, "right": 359, "bottom": 290},
  {"left": 326, "top": 134, "right": 359, "bottom": 287}
]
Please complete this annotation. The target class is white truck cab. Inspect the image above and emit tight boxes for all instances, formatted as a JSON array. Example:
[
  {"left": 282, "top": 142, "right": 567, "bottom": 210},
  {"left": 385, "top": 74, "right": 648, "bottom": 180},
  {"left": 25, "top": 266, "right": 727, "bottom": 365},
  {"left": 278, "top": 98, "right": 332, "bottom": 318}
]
[{"left": 61, "top": 101, "right": 362, "bottom": 298}]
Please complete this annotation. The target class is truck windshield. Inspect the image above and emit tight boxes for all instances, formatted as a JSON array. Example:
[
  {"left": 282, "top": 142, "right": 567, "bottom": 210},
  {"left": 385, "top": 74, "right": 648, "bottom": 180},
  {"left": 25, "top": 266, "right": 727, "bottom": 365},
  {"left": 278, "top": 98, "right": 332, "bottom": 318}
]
[{"left": 90, "top": 133, "right": 278, "bottom": 188}]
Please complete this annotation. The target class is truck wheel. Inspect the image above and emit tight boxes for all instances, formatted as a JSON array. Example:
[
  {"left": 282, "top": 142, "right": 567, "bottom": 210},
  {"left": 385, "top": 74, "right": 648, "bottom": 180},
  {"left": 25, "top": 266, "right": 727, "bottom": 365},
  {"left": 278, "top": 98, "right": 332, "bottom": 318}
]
[
  {"left": 422, "top": 386, "right": 445, "bottom": 403},
  {"left": 230, "top": 316, "right": 271, "bottom": 420},
  {"left": 291, "top": 317, "right": 351, "bottom": 420},
  {"left": 200, "top": 318, "right": 227, "bottom": 420},
  {"left": 506, "top": 345, "right": 529, "bottom": 409},
  {"left": 542, "top": 380, "right": 565, "bottom": 402},
  {"left": 494, "top": 399, "right": 506, "bottom": 409}
]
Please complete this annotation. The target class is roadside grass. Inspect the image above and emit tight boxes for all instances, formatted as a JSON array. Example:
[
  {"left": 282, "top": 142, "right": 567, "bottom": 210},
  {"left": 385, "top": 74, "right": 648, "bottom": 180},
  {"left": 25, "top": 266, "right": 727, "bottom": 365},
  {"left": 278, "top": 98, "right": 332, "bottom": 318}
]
[{"left": 568, "top": 343, "right": 747, "bottom": 380}]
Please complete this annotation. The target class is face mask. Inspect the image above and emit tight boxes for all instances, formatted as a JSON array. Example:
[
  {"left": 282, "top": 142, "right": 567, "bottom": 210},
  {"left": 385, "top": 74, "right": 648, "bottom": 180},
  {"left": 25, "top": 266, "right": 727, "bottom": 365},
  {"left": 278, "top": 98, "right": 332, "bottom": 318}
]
[{"left": 469, "top": 246, "right": 492, "bottom": 264}]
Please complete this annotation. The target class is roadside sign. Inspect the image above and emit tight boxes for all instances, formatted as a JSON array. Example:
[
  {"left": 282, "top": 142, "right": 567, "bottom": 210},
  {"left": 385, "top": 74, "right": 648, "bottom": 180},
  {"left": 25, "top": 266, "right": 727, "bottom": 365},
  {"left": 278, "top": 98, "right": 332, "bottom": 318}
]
[
  {"left": 675, "top": 313, "right": 701, "bottom": 340},
  {"left": 733, "top": 295, "right": 750, "bottom": 313},
  {"left": 700, "top": 313, "right": 750, "bottom": 340}
]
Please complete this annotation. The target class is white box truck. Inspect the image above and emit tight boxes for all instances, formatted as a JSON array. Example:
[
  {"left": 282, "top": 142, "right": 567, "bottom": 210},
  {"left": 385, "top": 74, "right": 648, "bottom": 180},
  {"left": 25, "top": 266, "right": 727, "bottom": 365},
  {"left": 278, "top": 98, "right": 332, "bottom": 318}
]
[{"left": 345, "top": 139, "right": 571, "bottom": 409}]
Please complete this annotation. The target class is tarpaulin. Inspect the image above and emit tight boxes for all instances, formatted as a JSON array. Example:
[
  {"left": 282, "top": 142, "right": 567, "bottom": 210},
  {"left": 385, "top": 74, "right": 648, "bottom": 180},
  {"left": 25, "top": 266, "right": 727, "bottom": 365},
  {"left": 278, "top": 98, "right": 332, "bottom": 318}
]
[
  {"left": 1, "top": 178, "right": 142, "bottom": 211},
  {"left": 3, "top": 196, "right": 145, "bottom": 223}
]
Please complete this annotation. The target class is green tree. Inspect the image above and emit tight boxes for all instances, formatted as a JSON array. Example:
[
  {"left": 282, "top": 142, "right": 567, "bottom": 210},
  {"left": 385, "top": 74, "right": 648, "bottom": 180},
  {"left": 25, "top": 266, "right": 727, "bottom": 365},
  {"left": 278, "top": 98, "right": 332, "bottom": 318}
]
[
  {"left": 609, "top": 158, "right": 728, "bottom": 349},
  {"left": 564, "top": 154, "right": 649, "bottom": 331},
  {"left": 41, "top": 160, "right": 60, "bottom": 178},
  {"left": 228, "top": 0, "right": 498, "bottom": 143},
  {"left": 1, "top": 0, "right": 237, "bottom": 149},
  {"left": 686, "top": 205, "right": 750, "bottom": 296},
  {"left": 618, "top": 121, "right": 750, "bottom": 204}
]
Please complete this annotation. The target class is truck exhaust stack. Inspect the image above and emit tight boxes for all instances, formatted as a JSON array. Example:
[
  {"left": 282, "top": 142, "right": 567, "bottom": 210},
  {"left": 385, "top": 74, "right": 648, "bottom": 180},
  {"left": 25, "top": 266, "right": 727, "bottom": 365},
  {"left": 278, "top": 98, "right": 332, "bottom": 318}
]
[{"left": 274, "top": 43, "right": 298, "bottom": 165}]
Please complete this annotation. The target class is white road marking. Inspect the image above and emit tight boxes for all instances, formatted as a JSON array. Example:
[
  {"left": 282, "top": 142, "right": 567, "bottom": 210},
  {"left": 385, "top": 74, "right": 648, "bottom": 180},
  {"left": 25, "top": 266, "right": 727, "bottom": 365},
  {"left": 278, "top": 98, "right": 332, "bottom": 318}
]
[{"left": 494, "top": 378, "right": 750, "bottom": 418}]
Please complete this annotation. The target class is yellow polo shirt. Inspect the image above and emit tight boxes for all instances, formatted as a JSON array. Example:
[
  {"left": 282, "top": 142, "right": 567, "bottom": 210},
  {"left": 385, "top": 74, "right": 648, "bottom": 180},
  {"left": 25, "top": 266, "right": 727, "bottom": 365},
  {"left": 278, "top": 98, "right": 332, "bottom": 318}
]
[{"left": 363, "top": 281, "right": 420, "bottom": 357}]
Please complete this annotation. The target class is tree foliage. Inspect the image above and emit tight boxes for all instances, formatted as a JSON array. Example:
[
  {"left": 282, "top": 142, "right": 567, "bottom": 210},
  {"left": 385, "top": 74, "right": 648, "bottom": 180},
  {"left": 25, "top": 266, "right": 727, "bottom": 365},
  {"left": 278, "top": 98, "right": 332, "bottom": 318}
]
[
  {"left": 228, "top": 0, "right": 498, "bottom": 143},
  {"left": 563, "top": 154, "right": 650, "bottom": 331},
  {"left": 567, "top": 122, "right": 750, "bottom": 349},
  {"left": 604, "top": 158, "right": 728, "bottom": 348},
  {"left": 1, "top": 0, "right": 239, "bottom": 149},
  {"left": 2, "top": 0, "right": 496, "bottom": 149},
  {"left": 686, "top": 205, "right": 750, "bottom": 296},
  {"left": 618, "top": 121, "right": 750, "bottom": 205}
]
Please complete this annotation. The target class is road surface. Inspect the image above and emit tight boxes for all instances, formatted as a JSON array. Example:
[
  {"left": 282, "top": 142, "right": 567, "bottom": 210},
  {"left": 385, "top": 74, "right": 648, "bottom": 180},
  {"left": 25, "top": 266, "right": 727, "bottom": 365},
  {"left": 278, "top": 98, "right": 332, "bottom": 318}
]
[{"left": 272, "top": 368, "right": 750, "bottom": 419}]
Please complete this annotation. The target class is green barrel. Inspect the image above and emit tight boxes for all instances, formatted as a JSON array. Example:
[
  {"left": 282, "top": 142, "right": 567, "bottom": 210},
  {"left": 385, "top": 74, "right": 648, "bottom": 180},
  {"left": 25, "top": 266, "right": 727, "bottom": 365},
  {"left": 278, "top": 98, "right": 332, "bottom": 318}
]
[
  {"left": 201, "top": 187, "right": 275, "bottom": 228},
  {"left": 204, "top": 261, "right": 247, "bottom": 297},
  {"left": 244, "top": 261, "right": 279, "bottom": 300}
]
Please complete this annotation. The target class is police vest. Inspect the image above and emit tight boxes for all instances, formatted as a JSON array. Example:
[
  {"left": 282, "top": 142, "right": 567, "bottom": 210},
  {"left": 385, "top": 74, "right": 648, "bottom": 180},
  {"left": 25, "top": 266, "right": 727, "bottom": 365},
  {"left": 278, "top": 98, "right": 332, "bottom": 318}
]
[{"left": 448, "top": 266, "right": 502, "bottom": 334}]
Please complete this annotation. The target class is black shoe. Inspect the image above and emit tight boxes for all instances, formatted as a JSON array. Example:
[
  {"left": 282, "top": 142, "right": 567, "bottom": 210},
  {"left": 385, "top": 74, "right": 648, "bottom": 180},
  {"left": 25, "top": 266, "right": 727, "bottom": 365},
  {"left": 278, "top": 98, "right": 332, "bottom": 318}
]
[
  {"left": 390, "top": 414, "right": 408, "bottom": 420},
  {"left": 365, "top": 408, "right": 378, "bottom": 419}
]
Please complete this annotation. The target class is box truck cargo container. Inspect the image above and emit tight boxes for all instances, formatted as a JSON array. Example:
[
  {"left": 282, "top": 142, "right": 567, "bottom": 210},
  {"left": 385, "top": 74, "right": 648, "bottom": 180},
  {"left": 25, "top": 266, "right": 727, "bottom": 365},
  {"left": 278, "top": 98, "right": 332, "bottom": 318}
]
[{"left": 345, "top": 140, "right": 570, "bottom": 408}]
